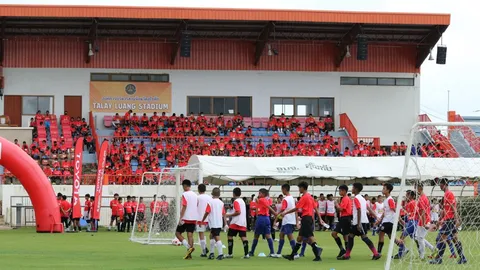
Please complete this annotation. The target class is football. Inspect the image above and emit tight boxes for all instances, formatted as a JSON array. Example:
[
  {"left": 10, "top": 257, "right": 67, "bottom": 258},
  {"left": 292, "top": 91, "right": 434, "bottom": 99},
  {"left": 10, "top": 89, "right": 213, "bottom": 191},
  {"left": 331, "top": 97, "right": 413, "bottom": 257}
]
[{"left": 171, "top": 238, "right": 182, "bottom": 246}]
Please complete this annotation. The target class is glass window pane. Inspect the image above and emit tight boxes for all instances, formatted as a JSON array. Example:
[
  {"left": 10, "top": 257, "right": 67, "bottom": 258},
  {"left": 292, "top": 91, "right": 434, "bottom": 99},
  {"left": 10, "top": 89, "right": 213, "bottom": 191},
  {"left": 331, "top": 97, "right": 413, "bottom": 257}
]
[
  {"left": 296, "top": 98, "right": 318, "bottom": 116},
  {"left": 188, "top": 97, "right": 200, "bottom": 114},
  {"left": 199, "top": 97, "right": 211, "bottom": 114},
  {"left": 340, "top": 77, "right": 359, "bottom": 85},
  {"left": 284, "top": 104, "right": 294, "bottom": 116},
  {"left": 237, "top": 97, "right": 251, "bottom": 117},
  {"left": 38, "top": 97, "right": 52, "bottom": 113},
  {"left": 150, "top": 74, "right": 169, "bottom": 82},
  {"left": 297, "top": 105, "right": 307, "bottom": 116},
  {"left": 213, "top": 98, "right": 225, "bottom": 115},
  {"left": 378, "top": 78, "right": 395, "bottom": 86},
  {"left": 225, "top": 97, "right": 235, "bottom": 115},
  {"left": 319, "top": 98, "right": 334, "bottom": 117},
  {"left": 130, "top": 74, "right": 149, "bottom": 81},
  {"left": 91, "top": 73, "right": 109, "bottom": 81},
  {"left": 22, "top": 96, "right": 37, "bottom": 114},
  {"left": 273, "top": 104, "right": 283, "bottom": 116},
  {"left": 111, "top": 74, "right": 130, "bottom": 81},
  {"left": 396, "top": 78, "right": 414, "bottom": 86},
  {"left": 359, "top": 77, "right": 377, "bottom": 85}
]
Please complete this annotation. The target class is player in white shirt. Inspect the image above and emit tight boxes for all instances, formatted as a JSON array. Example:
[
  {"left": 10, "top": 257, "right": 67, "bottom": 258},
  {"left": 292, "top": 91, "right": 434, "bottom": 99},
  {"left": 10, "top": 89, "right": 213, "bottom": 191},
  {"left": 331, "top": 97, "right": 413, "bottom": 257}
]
[
  {"left": 176, "top": 179, "right": 198, "bottom": 260},
  {"left": 196, "top": 184, "right": 212, "bottom": 257},
  {"left": 225, "top": 187, "right": 250, "bottom": 259},
  {"left": 317, "top": 193, "right": 327, "bottom": 229},
  {"left": 201, "top": 187, "right": 227, "bottom": 260},
  {"left": 430, "top": 198, "right": 440, "bottom": 225},
  {"left": 373, "top": 196, "right": 384, "bottom": 236},
  {"left": 273, "top": 184, "right": 298, "bottom": 257},
  {"left": 338, "top": 183, "right": 381, "bottom": 261},
  {"left": 325, "top": 194, "right": 336, "bottom": 229},
  {"left": 375, "top": 183, "right": 396, "bottom": 254}
]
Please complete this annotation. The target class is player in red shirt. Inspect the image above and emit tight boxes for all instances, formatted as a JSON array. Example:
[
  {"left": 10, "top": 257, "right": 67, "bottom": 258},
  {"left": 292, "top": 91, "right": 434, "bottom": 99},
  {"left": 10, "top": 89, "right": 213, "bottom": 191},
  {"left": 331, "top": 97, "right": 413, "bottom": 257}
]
[
  {"left": 332, "top": 184, "right": 353, "bottom": 259},
  {"left": 123, "top": 196, "right": 134, "bottom": 233},
  {"left": 84, "top": 194, "right": 92, "bottom": 231},
  {"left": 249, "top": 195, "right": 257, "bottom": 231},
  {"left": 60, "top": 195, "right": 71, "bottom": 231},
  {"left": 394, "top": 190, "right": 416, "bottom": 258},
  {"left": 249, "top": 188, "right": 278, "bottom": 257},
  {"left": 430, "top": 178, "right": 467, "bottom": 264},
  {"left": 136, "top": 197, "right": 147, "bottom": 232},
  {"left": 415, "top": 183, "right": 435, "bottom": 260},
  {"left": 280, "top": 181, "right": 323, "bottom": 261},
  {"left": 117, "top": 197, "right": 125, "bottom": 232},
  {"left": 109, "top": 193, "right": 120, "bottom": 231}
]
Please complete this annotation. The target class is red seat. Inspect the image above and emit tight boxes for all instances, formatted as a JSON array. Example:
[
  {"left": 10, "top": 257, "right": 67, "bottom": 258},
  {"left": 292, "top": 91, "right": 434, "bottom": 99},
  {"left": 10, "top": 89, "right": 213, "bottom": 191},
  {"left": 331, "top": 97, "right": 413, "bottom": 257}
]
[
  {"left": 244, "top": 117, "right": 252, "bottom": 127},
  {"left": 258, "top": 117, "right": 268, "bottom": 128}
]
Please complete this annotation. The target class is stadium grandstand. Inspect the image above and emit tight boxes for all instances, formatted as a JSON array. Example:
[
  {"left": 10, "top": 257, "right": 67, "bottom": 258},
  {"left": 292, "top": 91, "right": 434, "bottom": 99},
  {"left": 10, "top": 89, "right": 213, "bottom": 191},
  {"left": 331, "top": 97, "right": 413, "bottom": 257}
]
[{"left": 0, "top": 5, "right": 459, "bottom": 186}]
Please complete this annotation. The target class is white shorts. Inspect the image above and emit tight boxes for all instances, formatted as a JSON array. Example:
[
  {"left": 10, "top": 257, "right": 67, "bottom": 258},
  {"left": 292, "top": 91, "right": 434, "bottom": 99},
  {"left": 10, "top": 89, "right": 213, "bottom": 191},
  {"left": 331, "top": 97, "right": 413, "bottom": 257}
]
[
  {"left": 83, "top": 211, "right": 90, "bottom": 220},
  {"left": 431, "top": 213, "right": 439, "bottom": 222},
  {"left": 415, "top": 225, "right": 428, "bottom": 239},
  {"left": 196, "top": 224, "right": 208, "bottom": 233}
]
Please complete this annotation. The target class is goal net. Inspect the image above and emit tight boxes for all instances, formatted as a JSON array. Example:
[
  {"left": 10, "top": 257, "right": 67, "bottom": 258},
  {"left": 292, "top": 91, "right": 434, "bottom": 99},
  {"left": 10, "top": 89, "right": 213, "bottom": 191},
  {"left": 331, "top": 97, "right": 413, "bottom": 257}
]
[
  {"left": 130, "top": 164, "right": 201, "bottom": 245},
  {"left": 385, "top": 122, "right": 480, "bottom": 270}
]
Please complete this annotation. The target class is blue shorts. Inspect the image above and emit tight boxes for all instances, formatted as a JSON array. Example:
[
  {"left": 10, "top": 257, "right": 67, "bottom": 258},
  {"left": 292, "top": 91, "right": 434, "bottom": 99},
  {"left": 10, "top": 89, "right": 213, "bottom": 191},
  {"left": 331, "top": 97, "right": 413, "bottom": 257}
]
[
  {"left": 402, "top": 220, "right": 417, "bottom": 238},
  {"left": 280, "top": 224, "right": 294, "bottom": 235},
  {"left": 255, "top": 215, "right": 271, "bottom": 235},
  {"left": 439, "top": 219, "right": 457, "bottom": 237}
]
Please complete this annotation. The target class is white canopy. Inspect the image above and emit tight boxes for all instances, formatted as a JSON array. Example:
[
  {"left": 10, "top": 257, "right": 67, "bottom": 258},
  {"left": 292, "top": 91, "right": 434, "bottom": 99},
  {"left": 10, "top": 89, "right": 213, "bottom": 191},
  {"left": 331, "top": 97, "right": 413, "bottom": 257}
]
[{"left": 188, "top": 155, "right": 480, "bottom": 182}]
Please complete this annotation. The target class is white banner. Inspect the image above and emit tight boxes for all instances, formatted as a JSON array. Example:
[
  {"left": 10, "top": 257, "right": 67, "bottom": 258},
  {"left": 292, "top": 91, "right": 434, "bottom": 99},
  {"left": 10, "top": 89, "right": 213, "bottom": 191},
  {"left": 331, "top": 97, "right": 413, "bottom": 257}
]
[{"left": 188, "top": 155, "right": 480, "bottom": 182}]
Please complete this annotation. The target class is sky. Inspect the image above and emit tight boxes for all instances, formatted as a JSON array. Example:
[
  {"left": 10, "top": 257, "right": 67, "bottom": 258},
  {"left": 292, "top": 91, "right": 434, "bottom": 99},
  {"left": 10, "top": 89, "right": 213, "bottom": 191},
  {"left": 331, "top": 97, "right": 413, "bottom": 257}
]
[{"left": 0, "top": 0, "right": 475, "bottom": 122}]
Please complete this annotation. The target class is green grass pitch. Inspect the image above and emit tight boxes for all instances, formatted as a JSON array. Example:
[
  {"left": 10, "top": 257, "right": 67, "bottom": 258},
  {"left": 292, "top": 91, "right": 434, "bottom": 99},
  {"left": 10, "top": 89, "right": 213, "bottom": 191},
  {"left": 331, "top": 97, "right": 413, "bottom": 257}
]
[{"left": 0, "top": 228, "right": 477, "bottom": 270}]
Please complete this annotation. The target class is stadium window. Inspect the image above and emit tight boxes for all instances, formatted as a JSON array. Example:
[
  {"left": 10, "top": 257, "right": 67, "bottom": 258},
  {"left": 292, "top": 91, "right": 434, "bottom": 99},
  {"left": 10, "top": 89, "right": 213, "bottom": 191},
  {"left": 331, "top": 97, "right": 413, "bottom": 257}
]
[
  {"left": 295, "top": 98, "right": 319, "bottom": 116},
  {"left": 271, "top": 97, "right": 333, "bottom": 117},
  {"left": 187, "top": 96, "right": 251, "bottom": 116},
  {"left": 111, "top": 74, "right": 130, "bottom": 81},
  {"left": 319, "top": 98, "right": 334, "bottom": 117},
  {"left": 378, "top": 78, "right": 396, "bottom": 86},
  {"left": 340, "top": 77, "right": 359, "bottom": 85},
  {"left": 395, "top": 78, "right": 414, "bottom": 86},
  {"left": 359, "top": 77, "right": 378, "bottom": 85},
  {"left": 90, "top": 73, "right": 110, "bottom": 81},
  {"left": 130, "top": 74, "right": 149, "bottom": 81},
  {"left": 271, "top": 98, "right": 294, "bottom": 116},
  {"left": 149, "top": 74, "right": 170, "bottom": 82},
  {"left": 22, "top": 96, "right": 53, "bottom": 115}
]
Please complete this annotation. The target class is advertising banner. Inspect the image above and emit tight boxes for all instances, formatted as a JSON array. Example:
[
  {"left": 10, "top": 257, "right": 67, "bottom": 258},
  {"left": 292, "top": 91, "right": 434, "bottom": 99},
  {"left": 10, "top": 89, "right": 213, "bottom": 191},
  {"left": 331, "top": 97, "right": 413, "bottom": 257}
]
[
  {"left": 71, "top": 137, "right": 83, "bottom": 219},
  {"left": 90, "top": 81, "right": 171, "bottom": 113}
]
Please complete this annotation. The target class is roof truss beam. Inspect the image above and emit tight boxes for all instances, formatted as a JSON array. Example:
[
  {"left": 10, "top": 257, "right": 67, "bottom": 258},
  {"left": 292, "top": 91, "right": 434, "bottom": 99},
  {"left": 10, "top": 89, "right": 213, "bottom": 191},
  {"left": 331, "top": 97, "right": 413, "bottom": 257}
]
[
  {"left": 85, "top": 18, "right": 98, "bottom": 64},
  {"left": 415, "top": 25, "right": 448, "bottom": 68},
  {"left": 253, "top": 21, "right": 275, "bottom": 66},
  {"left": 170, "top": 20, "right": 187, "bottom": 65},
  {"left": 335, "top": 23, "right": 362, "bottom": 67}
]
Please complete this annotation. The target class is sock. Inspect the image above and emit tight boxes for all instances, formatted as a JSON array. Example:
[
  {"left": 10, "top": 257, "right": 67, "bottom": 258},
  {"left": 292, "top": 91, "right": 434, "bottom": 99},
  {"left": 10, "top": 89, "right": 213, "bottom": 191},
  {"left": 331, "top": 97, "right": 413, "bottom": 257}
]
[
  {"left": 437, "top": 241, "right": 446, "bottom": 258},
  {"left": 216, "top": 241, "right": 223, "bottom": 256},
  {"left": 398, "top": 243, "right": 405, "bottom": 257},
  {"left": 289, "top": 240, "right": 296, "bottom": 250},
  {"left": 418, "top": 238, "right": 426, "bottom": 258},
  {"left": 448, "top": 241, "right": 456, "bottom": 255},
  {"left": 210, "top": 239, "right": 216, "bottom": 254},
  {"left": 200, "top": 239, "right": 207, "bottom": 254},
  {"left": 300, "top": 241, "right": 307, "bottom": 256},
  {"left": 243, "top": 240, "right": 249, "bottom": 256},
  {"left": 310, "top": 242, "right": 320, "bottom": 258},
  {"left": 334, "top": 237, "right": 345, "bottom": 251},
  {"left": 251, "top": 239, "right": 258, "bottom": 254},
  {"left": 362, "top": 237, "right": 378, "bottom": 256},
  {"left": 378, "top": 241, "right": 384, "bottom": 253},
  {"left": 267, "top": 238, "right": 275, "bottom": 254},
  {"left": 345, "top": 236, "right": 354, "bottom": 257},
  {"left": 290, "top": 242, "right": 302, "bottom": 256},
  {"left": 277, "top": 239, "right": 285, "bottom": 254},
  {"left": 228, "top": 239, "right": 234, "bottom": 255},
  {"left": 455, "top": 241, "right": 465, "bottom": 259},
  {"left": 182, "top": 239, "right": 191, "bottom": 249}
]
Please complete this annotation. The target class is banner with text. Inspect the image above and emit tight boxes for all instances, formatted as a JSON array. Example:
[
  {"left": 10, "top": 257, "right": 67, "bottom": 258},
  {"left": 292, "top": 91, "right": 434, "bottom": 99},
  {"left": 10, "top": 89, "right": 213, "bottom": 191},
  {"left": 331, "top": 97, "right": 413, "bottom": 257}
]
[
  {"left": 90, "top": 81, "right": 172, "bottom": 113},
  {"left": 71, "top": 137, "right": 83, "bottom": 219}
]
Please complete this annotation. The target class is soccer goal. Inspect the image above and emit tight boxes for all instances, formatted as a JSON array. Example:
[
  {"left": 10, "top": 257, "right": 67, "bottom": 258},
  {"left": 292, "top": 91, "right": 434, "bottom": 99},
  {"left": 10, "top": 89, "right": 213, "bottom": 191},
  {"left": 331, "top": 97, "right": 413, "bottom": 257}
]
[
  {"left": 130, "top": 164, "right": 201, "bottom": 245},
  {"left": 385, "top": 122, "right": 480, "bottom": 270}
]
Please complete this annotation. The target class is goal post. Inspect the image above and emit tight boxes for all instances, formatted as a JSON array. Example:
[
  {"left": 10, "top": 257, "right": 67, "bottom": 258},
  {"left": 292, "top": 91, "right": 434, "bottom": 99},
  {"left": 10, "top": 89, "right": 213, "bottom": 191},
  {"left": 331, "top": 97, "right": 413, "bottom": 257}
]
[
  {"left": 130, "top": 164, "right": 201, "bottom": 245},
  {"left": 385, "top": 122, "right": 480, "bottom": 270}
]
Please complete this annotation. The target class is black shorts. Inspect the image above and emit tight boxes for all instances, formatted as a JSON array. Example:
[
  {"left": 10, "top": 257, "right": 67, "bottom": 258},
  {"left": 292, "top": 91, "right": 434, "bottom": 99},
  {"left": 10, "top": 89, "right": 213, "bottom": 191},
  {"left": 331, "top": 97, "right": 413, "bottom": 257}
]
[
  {"left": 228, "top": 228, "right": 247, "bottom": 238},
  {"left": 111, "top": 215, "right": 118, "bottom": 222},
  {"left": 61, "top": 217, "right": 69, "bottom": 223},
  {"left": 351, "top": 223, "right": 369, "bottom": 236},
  {"left": 325, "top": 215, "right": 335, "bottom": 225},
  {"left": 210, "top": 228, "right": 222, "bottom": 237},
  {"left": 299, "top": 216, "right": 314, "bottom": 238},
  {"left": 176, "top": 223, "right": 196, "bottom": 233},
  {"left": 136, "top": 212, "right": 145, "bottom": 222},
  {"left": 380, "top": 222, "right": 394, "bottom": 236},
  {"left": 334, "top": 216, "right": 352, "bottom": 235}
]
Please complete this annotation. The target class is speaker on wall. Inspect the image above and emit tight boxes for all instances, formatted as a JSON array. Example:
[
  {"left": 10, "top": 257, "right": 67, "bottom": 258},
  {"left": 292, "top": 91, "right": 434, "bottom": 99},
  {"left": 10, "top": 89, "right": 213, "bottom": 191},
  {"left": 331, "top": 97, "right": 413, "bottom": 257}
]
[
  {"left": 357, "top": 36, "right": 368, "bottom": 61},
  {"left": 180, "top": 33, "right": 191, "bottom": 58},
  {"left": 436, "top": 46, "right": 447, "bottom": 65}
]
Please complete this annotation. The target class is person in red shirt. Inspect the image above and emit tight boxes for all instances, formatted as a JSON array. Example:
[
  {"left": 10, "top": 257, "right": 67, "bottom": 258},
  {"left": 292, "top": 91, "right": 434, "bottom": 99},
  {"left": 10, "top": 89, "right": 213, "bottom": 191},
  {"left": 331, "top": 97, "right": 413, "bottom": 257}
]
[
  {"left": 136, "top": 197, "right": 148, "bottom": 232},
  {"left": 117, "top": 197, "right": 125, "bottom": 232},
  {"left": 60, "top": 195, "right": 71, "bottom": 231},
  {"left": 415, "top": 183, "right": 433, "bottom": 260},
  {"left": 280, "top": 181, "right": 323, "bottom": 261},
  {"left": 249, "top": 188, "right": 278, "bottom": 257},
  {"left": 84, "top": 194, "right": 92, "bottom": 230},
  {"left": 430, "top": 178, "right": 467, "bottom": 264},
  {"left": 332, "top": 184, "right": 353, "bottom": 258},
  {"left": 121, "top": 196, "right": 134, "bottom": 232},
  {"left": 109, "top": 193, "right": 120, "bottom": 231}
]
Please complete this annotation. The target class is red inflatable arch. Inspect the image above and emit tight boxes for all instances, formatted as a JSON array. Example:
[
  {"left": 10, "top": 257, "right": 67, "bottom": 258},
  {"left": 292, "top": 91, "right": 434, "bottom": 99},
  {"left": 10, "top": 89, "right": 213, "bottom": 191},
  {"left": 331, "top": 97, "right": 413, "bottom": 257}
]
[{"left": 0, "top": 137, "right": 63, "bottom": 233}]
